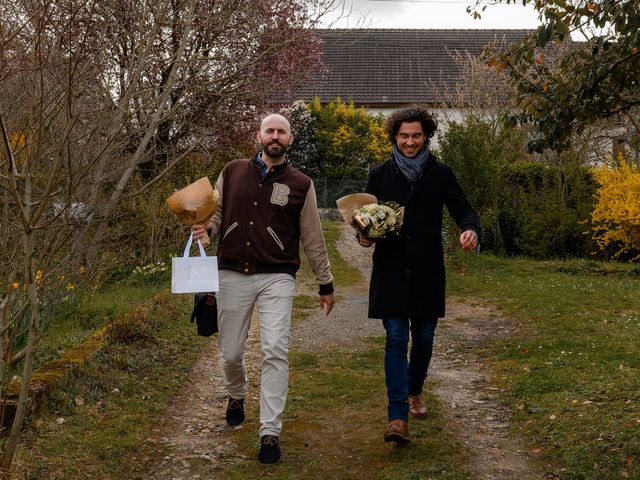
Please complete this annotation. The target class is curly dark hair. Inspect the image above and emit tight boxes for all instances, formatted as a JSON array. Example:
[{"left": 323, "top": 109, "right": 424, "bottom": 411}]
[{"left": 384, "top": 106, "right": 438, "bottom": 143}]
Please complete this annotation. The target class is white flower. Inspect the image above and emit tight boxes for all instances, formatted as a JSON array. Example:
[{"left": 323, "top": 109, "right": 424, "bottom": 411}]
[{"left": 353, "top": 202, "right": 402, "bottom": 239}]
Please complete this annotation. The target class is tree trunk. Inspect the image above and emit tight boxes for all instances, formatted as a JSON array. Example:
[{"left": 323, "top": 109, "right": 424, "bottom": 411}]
[
  {"left": 0, "top": 271, "right": 39, "bottom": 471},
  {"left": 0, "top": 174, "right": 39, "bottom": 473}
]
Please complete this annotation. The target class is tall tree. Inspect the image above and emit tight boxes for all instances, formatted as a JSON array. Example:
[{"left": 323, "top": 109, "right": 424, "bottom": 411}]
[
  {"left": 0, "top": 0, "right": 338, "bottom": 471},
  {"left": 472, "top": 0, "right": 640, "bottom": 153}
]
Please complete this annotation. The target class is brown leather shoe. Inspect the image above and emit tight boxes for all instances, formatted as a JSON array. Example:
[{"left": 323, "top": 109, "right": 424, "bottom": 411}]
[
  {"left": 409, "top": 394, "right": 427, "bottom": 419},
  {"left": 384, "top": 419, "right": 409, "bottom": 443}
]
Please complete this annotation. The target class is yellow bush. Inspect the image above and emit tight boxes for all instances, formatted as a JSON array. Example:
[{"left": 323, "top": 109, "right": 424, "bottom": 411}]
[
  {"left": 591, "top": 158, "right": 640, "bottom": 260},
  {"left": 368, "top": 121, "right": 392, "bottom": 162},
  {"left": 307, "top": 97, "right": 391, "bottom": 177}
]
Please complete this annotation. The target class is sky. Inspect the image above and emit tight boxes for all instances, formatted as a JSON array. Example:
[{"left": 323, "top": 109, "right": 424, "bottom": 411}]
[{"left": 322, "top": 0, "right": 542, "bottom": 29}]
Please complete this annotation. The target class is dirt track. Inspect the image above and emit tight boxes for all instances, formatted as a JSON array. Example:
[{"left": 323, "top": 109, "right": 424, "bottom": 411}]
[{"left": 143, "top": 224, "right": 548, "bottom": 479}]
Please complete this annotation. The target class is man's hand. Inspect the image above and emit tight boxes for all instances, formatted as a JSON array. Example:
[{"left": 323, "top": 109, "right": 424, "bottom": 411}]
[
  {"left": 190, "top": 223, "right": 211, "bottom": 247},
  {"left": 459, "top": 229, "right": 478, "bottom": 251},
  {"left": 191, "top": 223, "right": 209, "bottom": 241},
  {"left": 320, "top": 293, "right": 335, "bottom": 316}
]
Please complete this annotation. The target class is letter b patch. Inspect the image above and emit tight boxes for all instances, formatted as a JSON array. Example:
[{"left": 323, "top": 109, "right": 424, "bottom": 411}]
[{"left": 270, "top": 183, "right": 290, "bottom": 206}]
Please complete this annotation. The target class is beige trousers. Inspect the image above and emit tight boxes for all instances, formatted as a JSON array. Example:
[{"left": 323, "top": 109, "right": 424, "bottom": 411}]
[{"left": 216, "top": 270, "right": 295, "bottom": 437}]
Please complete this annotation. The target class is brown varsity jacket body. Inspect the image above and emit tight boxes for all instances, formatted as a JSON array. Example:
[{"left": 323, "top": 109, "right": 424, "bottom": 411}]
[{"left": 208, "top": 158, "right": 334, "bottom": 295}]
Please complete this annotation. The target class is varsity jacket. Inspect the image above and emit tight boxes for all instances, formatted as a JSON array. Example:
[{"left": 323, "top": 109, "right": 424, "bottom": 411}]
[{"left": 208, "top": 158, "right": 334, "bottom": 295}]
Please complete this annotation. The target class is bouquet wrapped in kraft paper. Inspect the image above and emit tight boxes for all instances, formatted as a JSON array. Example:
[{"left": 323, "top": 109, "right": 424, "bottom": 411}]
[
  {"left": 166, "top": 177, "right": 219, "bottom": 246},
  {"left": 167, "top": 177, "right": 220, "bottom": 296},
  {"left": 336, "top": 193, "right": 403, "bottom": 239}
]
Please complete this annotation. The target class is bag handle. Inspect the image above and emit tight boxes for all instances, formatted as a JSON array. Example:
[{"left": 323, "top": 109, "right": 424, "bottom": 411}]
[{"left": 183, "top": 233, "right": 208, "bottom": 258}]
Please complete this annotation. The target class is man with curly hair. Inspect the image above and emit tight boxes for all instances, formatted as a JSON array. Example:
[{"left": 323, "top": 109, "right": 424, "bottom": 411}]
[{"left": 357, "top": 106, "right": 480, "bottom": 443}]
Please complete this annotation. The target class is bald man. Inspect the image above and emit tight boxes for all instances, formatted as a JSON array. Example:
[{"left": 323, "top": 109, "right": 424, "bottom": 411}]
[{"left": 192, "top": 114, "right": 335, "bottom": 464}]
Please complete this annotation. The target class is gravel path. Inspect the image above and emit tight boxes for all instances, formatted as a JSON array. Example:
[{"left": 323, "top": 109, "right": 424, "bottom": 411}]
[
  {"left": 432, "top": 302, "right": 548, "bottom": 479},
  {"left": 142, "top": 223, "right": 549, "bottom": 479},
  {"left": 290, "top": 223, "right": 382, "bottom": 352}
]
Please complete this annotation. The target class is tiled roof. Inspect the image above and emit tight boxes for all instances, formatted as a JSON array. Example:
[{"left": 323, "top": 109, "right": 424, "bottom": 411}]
[{"left": 285, "top": 29, "right": 533, "bottom": 106}]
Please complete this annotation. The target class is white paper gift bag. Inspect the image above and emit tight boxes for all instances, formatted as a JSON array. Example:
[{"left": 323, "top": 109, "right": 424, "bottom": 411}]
[{"left": 171, "top": 234, "right": 219, "bottom": 293}]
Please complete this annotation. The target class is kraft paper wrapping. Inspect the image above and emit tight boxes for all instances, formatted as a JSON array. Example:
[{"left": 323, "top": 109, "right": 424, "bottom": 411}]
[
  {"left": 335, "top": 193, "right": 378, "bottom": 225},
  {"left": 167, "top": 177, "right": 219, "bottom": 246}
]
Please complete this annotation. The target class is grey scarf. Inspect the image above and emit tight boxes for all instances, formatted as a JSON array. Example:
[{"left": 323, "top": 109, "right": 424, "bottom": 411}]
[{"left": 393, "top": 145, "right": 430, "bottom": 184}]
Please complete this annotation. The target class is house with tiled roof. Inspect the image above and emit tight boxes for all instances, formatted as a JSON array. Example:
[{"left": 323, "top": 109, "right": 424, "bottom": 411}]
[
  {"left": 280, "top": 29, "right": 533, "bottom": 147},
  {"left": 288, "top": 28, "right": 531, "bottom": 112}
]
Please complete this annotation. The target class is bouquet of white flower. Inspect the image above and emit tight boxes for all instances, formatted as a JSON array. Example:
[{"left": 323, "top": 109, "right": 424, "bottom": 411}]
[
  {"left": 352, "top": 201, "right": 402, "bottom": 239},
  {"left": 336, "top": 193, "right": 403, "bottom": 239}
]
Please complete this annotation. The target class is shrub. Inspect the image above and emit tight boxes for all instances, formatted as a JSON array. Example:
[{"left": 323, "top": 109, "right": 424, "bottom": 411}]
[
  {"left": 504, "top": 162, "right": 596, "bottom": 259},
  {"left": 591, "top": 158, "right": 640, "bottom": 260},
  {"left": 439, "top": 116, "right": 526, "bottom": 254},
  {"left": 439, "top": 116, "right": 597, "bottom": 259},
  {"left": 106, "top": 152, "right": 224, "bottom": 268},
  {"left": 283, "top": 98, "right": 391, "bottom": 179}
]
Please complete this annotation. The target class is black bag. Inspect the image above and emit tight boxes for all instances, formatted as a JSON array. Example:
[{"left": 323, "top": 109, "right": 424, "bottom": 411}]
[{"left": 191, "top": 293, "right": 218, "bottom": 336}]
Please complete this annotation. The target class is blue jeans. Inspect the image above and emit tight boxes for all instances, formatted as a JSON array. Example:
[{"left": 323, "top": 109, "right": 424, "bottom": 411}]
[{"left": 382, "top": 317, "right": 438, "bottom": 421}]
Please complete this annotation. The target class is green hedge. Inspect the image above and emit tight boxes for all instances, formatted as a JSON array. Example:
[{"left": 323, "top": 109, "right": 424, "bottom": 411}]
[{"left": 439, "top": 117, "right": 597, "bottom": 259}]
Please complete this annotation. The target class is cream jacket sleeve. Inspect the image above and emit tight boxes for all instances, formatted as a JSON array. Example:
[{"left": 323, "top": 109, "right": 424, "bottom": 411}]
[
  {"left": 300, "top": 181, "right": 334, "bottom": 290},
  {"left": 207, "top": 172, "right": 224, "bottom": 238}
]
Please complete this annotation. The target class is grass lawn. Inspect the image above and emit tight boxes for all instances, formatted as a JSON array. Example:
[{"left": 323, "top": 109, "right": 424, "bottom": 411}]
[
  {"left": 35, "top": 281, "right": 170, "bottom": 367},
  {"left": 16, "top": 222, "right": 639, "bottom": 479},
  {"left": 447, "top": 252, "right": 640, "bottom": 479},
  {"left": 12, "top": 221, "right": 473, "bottom": 479},
  {"left": 15, "top": 292, "right": 206, "bottom": 479}
]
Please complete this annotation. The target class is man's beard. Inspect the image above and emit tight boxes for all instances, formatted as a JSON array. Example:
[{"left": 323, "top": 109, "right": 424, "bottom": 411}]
[{"left": 262, "top": 141, "right": 289, "bottom": 158}]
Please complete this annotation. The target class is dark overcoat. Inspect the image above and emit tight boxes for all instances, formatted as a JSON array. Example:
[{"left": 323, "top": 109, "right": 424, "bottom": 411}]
[{"left": 365, "top": 155, "right": 481, "bottom": 319}]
